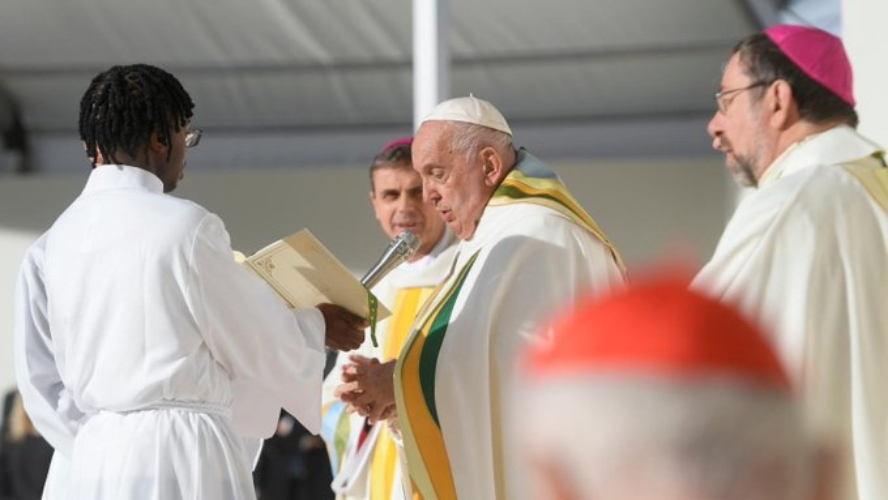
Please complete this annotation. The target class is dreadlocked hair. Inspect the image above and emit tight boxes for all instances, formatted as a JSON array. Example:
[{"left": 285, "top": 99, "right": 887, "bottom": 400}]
[{"left": 79, "top": 64, "right": 194, "bottom": 167}]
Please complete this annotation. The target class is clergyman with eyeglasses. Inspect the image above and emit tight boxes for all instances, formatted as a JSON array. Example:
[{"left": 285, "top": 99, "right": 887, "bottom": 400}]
[
  {"left": 693, "top": 25, "right": 888, "bottom": 500},
  {"left": 13, "top": 63, "right": 366, "bottom": 499}
]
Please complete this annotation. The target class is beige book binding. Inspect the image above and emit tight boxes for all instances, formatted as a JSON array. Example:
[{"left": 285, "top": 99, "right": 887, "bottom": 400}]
[{"left": 236, "top": 229, "right": 390, "bottom": 321}]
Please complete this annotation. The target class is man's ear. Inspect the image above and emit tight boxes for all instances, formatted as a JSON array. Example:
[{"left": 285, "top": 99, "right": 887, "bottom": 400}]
[
  {"left": 369, "top": 190, "right": 385, "bottom": 223},
  {"left": 769, "top": 80, "right": 797, "bottom": 129},
  {"left": 480, "top": 147, "right": 505, "bottom": 187},
  {"left": 84, "top": 142, "right": 101, "bottom": 166},
  {"left": 149, "top": 130, "right": 168, "bottom": 154}
]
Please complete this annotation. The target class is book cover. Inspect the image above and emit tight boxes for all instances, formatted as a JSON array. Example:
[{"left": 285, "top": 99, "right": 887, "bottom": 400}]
[{"left": 241, "top": 229, "right": 390, "bottom": 321}]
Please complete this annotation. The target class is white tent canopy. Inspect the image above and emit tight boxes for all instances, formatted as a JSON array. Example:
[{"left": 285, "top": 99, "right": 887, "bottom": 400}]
[{"left": 0, "top": 0, "right": 794, "bottom": 174}]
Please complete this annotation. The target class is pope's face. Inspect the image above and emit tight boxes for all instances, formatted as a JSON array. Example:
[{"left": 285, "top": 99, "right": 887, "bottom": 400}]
[
  {"left": 412, "top": 121, "right": 495, "bottom": 240},
  {"left": 370, "top": 164, "right": 446, "bottom": 259}
]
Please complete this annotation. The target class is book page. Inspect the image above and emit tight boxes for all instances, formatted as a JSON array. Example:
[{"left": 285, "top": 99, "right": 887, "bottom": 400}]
[{"left": 244, "top": 229, "right": 390, "bottom": 320}]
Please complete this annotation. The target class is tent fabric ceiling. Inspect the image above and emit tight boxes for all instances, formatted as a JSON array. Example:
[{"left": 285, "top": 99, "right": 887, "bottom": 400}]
[{"left": 0, "top": 0, "right": 765, "bottom": 173}]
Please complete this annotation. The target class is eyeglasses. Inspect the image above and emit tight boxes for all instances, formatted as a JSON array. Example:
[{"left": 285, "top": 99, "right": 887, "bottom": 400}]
[
  {"left": 714, "top": 82, "right": 768, "bottom": 114},
  {"left": 185, "top": 129, "right": 203, "bottom": 148}
]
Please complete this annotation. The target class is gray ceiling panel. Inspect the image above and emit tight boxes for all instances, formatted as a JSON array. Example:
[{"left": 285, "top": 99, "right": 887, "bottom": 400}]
[{"left": 0, "top": 0, "right": 777, "bottom": 173}]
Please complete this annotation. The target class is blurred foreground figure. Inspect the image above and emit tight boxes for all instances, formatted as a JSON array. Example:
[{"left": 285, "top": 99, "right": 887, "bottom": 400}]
[
  {"left": 516, "top": 278, "right": 833, "bottom": 500},
  {"left": 694, "top": 24, "right": 888, "bottom": 499}
]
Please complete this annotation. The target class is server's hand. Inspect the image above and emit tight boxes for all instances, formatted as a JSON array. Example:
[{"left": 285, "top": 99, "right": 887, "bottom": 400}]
[{"left": 317, "top": 303, "right": 367, "bottom": 351}]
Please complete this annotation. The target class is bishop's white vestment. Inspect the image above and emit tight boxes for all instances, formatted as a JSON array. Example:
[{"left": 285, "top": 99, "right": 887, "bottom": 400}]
[{"left": 694, "top": 126, "right": 888, "bottom": 500}]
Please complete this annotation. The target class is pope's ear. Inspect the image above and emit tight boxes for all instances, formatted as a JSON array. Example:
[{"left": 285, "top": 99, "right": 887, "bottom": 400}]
[{"left": 480, "top": 147, "right": 504, "bottom": 186}]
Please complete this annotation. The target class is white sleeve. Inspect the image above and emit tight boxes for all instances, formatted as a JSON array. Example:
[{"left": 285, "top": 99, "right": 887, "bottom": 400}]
[
  {"left": 13, "top": 234, "right": 85, "bottom": 457},
  {"left": 186, "top": 214, "right": 327, "bottom": 436}
]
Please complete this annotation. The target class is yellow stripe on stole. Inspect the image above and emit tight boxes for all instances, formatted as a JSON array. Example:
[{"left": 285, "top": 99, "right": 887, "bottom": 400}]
[
  {"left": 493, "top": 171, "right": 596, "bottom": 228},
  {"left": 844, "top": 162, "right": 888, "bottom": 215},
  {"left": 383, "top": 288, "right": 432, "bottom": 361},
  {"left": 369, "top": 425, "right": 397, "bottom": 500},
  {"left": 370, "top": 287, "right": 430, "bottom": 500},
  {"left": 369, "top": 425, "right": 420, "bottom": 500},
  {"left": 396, "top": 280, "right": 467, "bottom": 500},
  {"left": 490, "top": 171, "right": 627, "bottom": 278}
]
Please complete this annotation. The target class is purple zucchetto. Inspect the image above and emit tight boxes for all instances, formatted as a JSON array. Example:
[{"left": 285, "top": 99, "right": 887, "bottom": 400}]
[{"left": 765, "top": 24, "right": 855, "bottom": 107}]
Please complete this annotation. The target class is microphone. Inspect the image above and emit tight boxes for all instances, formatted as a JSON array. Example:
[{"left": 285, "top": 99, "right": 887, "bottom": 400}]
[{"left": 361, "top": 231, "right": 420, "bottom": 289}]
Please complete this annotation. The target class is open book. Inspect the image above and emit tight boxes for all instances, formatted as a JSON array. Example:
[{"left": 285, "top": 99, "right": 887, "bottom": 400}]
[{"left": 237, "top": 229, "right": 390, "bottom": 321}]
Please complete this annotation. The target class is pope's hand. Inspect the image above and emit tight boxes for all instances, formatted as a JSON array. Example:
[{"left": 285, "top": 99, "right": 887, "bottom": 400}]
[{"left": 335, "top": 355, "right": 397, "bottom": 423}]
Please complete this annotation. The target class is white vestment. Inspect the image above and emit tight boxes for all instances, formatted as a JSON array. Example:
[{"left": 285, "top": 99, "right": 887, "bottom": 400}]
[
  {"left": 323, "top": 231, "right": 457, "bottom": 499},
  {"left": 14, "top": 165, "right": 327, "bottom": 499},
  {"left": 694, "top": 126, "right": 888, "bottom": 500},
  {"left": 396, "top": 199, "right": 626, "bottom": 499}
]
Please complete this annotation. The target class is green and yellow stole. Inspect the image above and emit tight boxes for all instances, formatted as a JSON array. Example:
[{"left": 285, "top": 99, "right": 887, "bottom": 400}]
[
  {"left": 394, "top": 252, "right": 478, "bottom": 499},
  {"left": 489, "top": 149, "right": 626, "bottom": 277}
]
